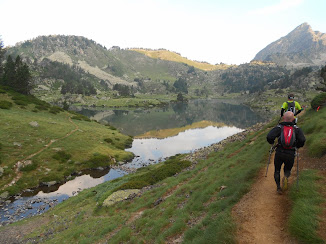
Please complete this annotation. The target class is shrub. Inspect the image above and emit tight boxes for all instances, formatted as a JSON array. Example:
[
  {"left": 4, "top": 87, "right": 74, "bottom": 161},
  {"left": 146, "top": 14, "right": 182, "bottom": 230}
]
[
  {"left": 52, "top": 151, "right": 72, "bottom": 162},
  {"left": 49, "top": 106, "right": 64, "bottom": 114},
  {"left": 116, "top": 159, "right": 191, "bottom": 191},
  {"left": 124, "top": 137, "right": 133, "bottom": 148},
  {"left": 35, "top": 104, "right": 49, "bottom": 111},
  {"left": 85, "top": 154, "right": 112, "bottom": 168},
  {"left": 311, "top": 92, "right": 326, "bottom": 109},
  {"left": 13, "top": 99, "right": 29, "bottom": 106},
  {"left": 118, "top": 180, "right": 148, "bottom": 190},
  {"left": 106, "top": 124, "right": 117, "bottom": 130},
  {"left": 104, "top": 138, "right": 113, "bottom": 144},
  {"left": 70, "top": 111, "right": 91, "bottom": 121},
  {"left": 20, "top": 162, "right": 38, "bottom": 172},
  {"left": 0, "top": 100, "right": 13, "bottom": 109}
]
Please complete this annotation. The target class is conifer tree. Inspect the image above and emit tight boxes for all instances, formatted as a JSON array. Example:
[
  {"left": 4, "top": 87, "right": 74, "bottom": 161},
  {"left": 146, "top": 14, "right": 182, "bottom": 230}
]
[
  {"left": 2, "top": 55, "right": 15, "bottom": 87},
  {"left": 15, "top": 62, "right": 32, "bottom": 94},
  {"left": 2, "top": 55, "right": 32, "bottom": 94}
]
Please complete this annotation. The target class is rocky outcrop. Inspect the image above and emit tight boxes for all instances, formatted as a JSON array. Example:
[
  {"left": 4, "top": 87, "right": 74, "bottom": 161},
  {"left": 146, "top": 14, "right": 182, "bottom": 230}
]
[{"left": 253, "top": 23, "right": 326, "bottom": 67}]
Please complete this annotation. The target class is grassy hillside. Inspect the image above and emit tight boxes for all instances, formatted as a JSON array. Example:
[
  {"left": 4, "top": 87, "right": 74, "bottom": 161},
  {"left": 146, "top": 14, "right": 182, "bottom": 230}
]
[
  {"left": 1, "top": 89, "right": 325, "bottom": 243},
  {"left": 131, "top": 49, "right": 232, "bottom": 71},
  {"left": 0, "top": 86, "right": 133, "bottom": 196}
]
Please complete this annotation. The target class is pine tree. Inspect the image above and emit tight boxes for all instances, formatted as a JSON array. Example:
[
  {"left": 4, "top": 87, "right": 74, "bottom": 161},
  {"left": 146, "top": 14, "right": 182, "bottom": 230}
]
[
  {"left": 1, "top": 55, "right": 32, "bottom": 94},
  {"left": 2, "top": 55, "right": 15, "bottom": 87},
  {"left": 16, "top": 63, "right": 32, "bottom": 94}
]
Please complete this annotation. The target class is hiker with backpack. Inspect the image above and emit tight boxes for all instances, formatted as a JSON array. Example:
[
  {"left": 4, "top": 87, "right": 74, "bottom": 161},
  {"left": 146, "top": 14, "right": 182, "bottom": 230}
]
[
  {"left": 280, "top": 94, "right": 303, "bottom": 123},
  {"left": 266, "top": 111, "right": 306, "bottom": 194}
]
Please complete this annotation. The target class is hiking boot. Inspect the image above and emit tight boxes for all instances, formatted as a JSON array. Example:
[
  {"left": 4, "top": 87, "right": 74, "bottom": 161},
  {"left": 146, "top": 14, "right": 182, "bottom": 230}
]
[
  {"left": 282, "top": 176, "right": 288, "bottom": 191},
  {"left": 277, "top": 187, "right": 283, "bottom": 195}
]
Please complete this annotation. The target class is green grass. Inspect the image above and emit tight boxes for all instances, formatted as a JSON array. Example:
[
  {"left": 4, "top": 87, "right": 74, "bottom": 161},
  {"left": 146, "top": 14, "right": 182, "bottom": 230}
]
[
  {"left": 15, "top": 120, "right": 271, "bottom": 243},
  {"left": 300, "top": 105, "right": 326, "bottom": 157},
  {"left": 288, "top": 170, "right": 324, "bottom": 243},
  {"left": 0, "top": 88, "right": 134, "bottom": 196},
  {"left": 2, "top": 92, "right": 326, "bottom": 243}
]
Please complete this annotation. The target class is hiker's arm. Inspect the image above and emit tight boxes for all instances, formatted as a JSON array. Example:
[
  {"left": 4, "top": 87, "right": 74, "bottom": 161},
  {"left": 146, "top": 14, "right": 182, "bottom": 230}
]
[
  {"left": 281, "top": 108, "right": 285, "bottom": 117},
  {"left": 296, "top": 128, "right": 306, "bottom": 148},
  {"left": 294, "top": 109, "right": 303, "bottom": 116},
  {"left": 267, "top": 127, "right": 280, "bottom": 144},
  {"left": 281, "top": 102, "right": 287, "bottom": 117}
]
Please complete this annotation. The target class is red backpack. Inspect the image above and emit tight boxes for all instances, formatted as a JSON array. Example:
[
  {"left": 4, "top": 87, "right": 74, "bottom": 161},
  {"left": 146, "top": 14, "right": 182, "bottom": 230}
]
[{"left": 279, "top": 125, "right": 296, "bottom": 149}]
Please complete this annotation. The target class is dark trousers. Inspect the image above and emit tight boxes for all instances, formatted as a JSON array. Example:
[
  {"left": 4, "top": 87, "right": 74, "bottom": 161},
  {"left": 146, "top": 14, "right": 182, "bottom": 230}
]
[{"left": 274, "top": 150, "right": 295, "bottom": 188}]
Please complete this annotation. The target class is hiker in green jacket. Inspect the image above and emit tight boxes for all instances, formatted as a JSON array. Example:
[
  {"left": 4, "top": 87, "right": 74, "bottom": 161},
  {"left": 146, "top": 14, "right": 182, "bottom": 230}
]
[{"left": 281, "top": 93, "right": 303, "bottom": 118}]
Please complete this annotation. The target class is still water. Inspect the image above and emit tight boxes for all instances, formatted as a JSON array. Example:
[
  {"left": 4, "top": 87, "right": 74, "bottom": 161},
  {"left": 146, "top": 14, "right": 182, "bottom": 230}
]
[{"left": 0, "top": 100, "right": 265, "bottom": 224}]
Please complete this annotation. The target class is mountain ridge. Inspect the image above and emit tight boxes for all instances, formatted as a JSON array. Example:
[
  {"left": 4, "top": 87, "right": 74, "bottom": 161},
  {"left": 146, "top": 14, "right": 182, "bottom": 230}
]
[{"left": 253, "top": 23, "right": 326, "bottom": 66}]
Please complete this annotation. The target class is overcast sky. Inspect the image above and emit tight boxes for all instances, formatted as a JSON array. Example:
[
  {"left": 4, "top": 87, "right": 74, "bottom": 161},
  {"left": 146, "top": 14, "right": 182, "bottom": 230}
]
[{"left": 0, "top": 0, "right": 325, "bottom": 64}]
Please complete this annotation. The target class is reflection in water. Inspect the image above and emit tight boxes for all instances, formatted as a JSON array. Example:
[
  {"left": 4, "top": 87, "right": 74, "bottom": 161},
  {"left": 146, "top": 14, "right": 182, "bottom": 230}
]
[
  {"left": 125, "top": 126, "right": 243, "bottom": 168},
  {"left": 36, "top": 169, "right": 126, "bottom": 198},
  {"left": 1, "top": 99, "right": 261, "bottom": 225},
  {"left": 76, "top": 99, "right": 265, "bottom": 136},
  {"left": 0, "top": 169, "right": 126, "bottom": 224}
]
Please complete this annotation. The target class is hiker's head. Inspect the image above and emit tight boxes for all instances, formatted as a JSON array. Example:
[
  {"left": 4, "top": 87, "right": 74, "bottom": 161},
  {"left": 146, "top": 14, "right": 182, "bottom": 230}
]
[
  {"left": 283, "top": 111, "right": 294, "bottom": 122},
  {"left": 288, "top": 93, "right": 294, "bottom": 100}
]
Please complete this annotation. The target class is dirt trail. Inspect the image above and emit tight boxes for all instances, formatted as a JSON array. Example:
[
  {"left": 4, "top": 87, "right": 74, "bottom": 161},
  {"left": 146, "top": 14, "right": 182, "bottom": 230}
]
[
  {"left": 232, "top": 152, "right": 298, "bottom": 244},
  {"left": 1, "top": 116, "right": 79, "bottom": 190}
]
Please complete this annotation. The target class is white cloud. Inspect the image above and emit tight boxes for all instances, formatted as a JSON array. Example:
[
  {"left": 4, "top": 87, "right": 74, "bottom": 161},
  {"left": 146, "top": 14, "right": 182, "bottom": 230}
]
[{"left": 248, "top": 0, "right": 304, "bottom": 15}]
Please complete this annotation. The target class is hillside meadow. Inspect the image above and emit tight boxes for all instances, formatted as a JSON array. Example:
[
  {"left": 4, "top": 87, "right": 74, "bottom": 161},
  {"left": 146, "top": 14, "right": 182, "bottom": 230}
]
[{"left": 0, "top": 86, "right": 133, "bottom": 196}]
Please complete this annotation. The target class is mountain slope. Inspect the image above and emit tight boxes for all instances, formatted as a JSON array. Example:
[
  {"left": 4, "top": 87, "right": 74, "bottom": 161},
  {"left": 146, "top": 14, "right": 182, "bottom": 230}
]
[
  {"left": 131, "top": 48, "right": 232, "bottom": 71},
  {"left": 253, "top": 23, "right": 326, "bottom": 66}
]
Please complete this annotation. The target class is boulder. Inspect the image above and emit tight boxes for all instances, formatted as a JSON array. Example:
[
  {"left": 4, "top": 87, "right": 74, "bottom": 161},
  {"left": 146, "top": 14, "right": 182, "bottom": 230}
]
[
  {"left": 103, "top": 189, "right": 140, "bottom": 207},
  {"left": 0, "top": 191, "right": 9, "bottom": 199},
  {"left": 29, "top": 121, "right": 39, "bottom": 127},
  {"left": 13, "top": 142, "right": 22, "bottom": 147}
]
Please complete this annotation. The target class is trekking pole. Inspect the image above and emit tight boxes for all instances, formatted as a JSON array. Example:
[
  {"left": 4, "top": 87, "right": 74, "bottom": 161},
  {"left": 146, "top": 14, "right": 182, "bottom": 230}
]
[
  {"left": 265, "top": 143, "right": 277, "bottom": 177},
  {"left": 296, "top": 148, "right": 299, "bottom": 190}
]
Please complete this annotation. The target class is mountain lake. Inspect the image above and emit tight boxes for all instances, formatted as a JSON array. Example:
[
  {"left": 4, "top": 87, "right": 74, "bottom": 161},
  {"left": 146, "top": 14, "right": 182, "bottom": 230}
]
[{"left": 0, "top": 99, "right": 266, "bottom": 225}]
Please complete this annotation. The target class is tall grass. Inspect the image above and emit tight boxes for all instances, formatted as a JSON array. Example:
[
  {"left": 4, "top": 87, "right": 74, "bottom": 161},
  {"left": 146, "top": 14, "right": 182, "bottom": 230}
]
[{"left": 288, "top": 170, "right": 324, "bottom": 243}]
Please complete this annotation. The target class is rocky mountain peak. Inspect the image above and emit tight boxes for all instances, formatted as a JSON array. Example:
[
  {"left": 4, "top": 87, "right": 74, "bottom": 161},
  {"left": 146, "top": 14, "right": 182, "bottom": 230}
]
[{"left": 253, "top": 23, "right": 326, "bottom": 66}]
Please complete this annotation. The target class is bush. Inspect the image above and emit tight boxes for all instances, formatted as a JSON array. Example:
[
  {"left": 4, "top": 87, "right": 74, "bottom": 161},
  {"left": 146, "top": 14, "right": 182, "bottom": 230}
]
[
  {"left": 84, "top": 154, "right": 112, "bottom": 168},
  {"left": 52, "top": 151, "right": 72, "bottom": 162},
  {"left": 20, "top": 162, "right": 38, "bottom": 172},
  {"left": 118, "top": 180, "right": 148, "bottom": 190},
  {"left": 311, "top": 92, "right": 326, "bottom": 109},
  {"left": 0, "top": 100, "right": 13, "bottom": 109},
  {"left": 49, "top": 106, "right": 64, "bottom": 114},
  {"left": 35, "top": 104, "right": 49, "bottom": 111},
  {"left": 70, "top": 111, "right": 91, "bottom": 121},
  {"left": 106, "top": 124, "right": 117, "bottom": 130},
  {"left": 104, "top": 138, "right": 113, "bottom": 143},
  {"left": 116, "top": 159, "right": 191, "bottom": 191}
]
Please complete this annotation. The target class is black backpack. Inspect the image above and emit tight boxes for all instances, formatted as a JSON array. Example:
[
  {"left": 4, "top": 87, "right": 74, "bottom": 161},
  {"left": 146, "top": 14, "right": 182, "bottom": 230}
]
[
  {"left": 278, "top": 125, "right": 296, "bottom": 149},
  {"left": 287, "top": 101, "right": 296, "bottom": 114}
]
